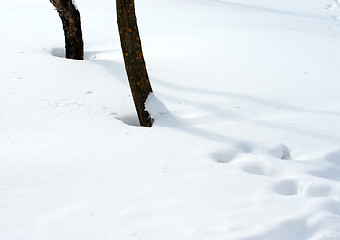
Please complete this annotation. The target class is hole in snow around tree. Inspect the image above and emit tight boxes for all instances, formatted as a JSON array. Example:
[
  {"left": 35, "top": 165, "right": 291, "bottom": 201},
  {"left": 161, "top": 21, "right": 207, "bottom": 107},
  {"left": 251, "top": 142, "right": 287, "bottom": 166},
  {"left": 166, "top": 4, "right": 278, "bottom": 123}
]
[
  {"left": 50, "top": 48, "right": 65, "bottom": 58},
  {"left": 115, "top": 114, "right": 140, "bottom": 127},
  {"left": 48, "top": 48, "right": 118, "bottom": 60}
]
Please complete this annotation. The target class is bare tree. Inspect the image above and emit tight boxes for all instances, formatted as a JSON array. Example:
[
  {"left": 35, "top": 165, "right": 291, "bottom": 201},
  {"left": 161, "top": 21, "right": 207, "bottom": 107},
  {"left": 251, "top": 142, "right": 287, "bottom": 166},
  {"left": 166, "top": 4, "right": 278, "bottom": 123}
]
[
  {"left": 116, "top": 0, "right": 153, "bottom": 127},
  {"left": 50, "top": 0, "right": 84, "bottom": 60}
]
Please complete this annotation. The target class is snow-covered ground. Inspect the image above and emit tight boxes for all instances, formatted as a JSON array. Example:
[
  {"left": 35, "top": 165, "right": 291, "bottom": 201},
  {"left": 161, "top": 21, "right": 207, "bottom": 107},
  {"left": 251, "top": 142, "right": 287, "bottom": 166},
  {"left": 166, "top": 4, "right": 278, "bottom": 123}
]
[{"left": 1, "top": 0, "right": 340, "bottom": 239}]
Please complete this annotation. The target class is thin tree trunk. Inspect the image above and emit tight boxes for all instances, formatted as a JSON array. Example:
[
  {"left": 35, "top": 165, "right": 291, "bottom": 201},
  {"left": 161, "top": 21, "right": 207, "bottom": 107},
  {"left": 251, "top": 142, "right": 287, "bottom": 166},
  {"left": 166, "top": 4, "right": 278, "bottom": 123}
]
[
  {"left": 50, "top": 0, "right": 84, "bottom": 60},
  {"left": 116, "top": 0, "right": 153, "bottom": 127}
]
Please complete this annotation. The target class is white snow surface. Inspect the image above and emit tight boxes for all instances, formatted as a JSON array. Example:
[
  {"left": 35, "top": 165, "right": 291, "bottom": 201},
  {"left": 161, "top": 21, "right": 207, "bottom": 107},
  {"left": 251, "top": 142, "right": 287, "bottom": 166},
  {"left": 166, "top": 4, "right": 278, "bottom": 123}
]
[{"left": 1, "top": 0, "right": 340, "bottom": 239}]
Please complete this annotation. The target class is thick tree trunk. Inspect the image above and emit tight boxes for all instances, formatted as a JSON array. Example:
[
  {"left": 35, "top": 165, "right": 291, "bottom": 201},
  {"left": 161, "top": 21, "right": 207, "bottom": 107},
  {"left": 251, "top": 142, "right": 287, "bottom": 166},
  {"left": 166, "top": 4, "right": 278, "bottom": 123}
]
[
  {"left": 50, "top": 0, "right": 84, "bottom": 60},
  {"left": 116, "top": 0, "right": 153, "bottom": 127}
]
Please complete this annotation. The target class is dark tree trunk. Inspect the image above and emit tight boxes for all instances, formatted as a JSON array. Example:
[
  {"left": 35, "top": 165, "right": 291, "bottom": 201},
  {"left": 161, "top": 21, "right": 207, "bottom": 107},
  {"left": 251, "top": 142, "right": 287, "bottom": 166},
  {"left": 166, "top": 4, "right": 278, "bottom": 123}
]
[
  {"left": 116, "top": 0, "right": 153, "bottom": 127},
  {"left": 50, "top": 0, "right": 84, "bottom": 60}
]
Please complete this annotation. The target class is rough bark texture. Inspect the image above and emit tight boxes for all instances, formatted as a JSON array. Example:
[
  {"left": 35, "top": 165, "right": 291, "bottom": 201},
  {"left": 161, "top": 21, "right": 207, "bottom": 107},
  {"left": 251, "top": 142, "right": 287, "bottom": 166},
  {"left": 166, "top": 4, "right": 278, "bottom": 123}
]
[
  {"left": 50, "top": 0, "right": 84, "bottom": 60},
  {"left": 116, "top": 0, "right": 153, "bottom": 127}
]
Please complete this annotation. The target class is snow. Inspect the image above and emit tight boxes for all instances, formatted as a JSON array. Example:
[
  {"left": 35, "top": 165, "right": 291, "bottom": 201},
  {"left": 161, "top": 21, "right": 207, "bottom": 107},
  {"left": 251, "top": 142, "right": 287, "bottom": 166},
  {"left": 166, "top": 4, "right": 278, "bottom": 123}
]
[
  {"left": 1, "top": 0, "right": 340, "bottom": 239},
  {"left": 72, "top": 0, "right": 78, "bottom": 11}
]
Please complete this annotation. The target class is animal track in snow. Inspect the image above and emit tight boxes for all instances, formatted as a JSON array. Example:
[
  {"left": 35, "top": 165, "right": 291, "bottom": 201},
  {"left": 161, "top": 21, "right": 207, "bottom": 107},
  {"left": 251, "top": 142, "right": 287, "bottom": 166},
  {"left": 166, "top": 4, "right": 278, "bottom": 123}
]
[
  {"left": 266, "top": 144, "right": 291, "bottom": 160},
  {"left": 273, "top": 180, "right": 332, "bottom": 198},
  {"left": 211, "top": 149, "right": 240, "bottom": 163},
  {"left": 309, "top": 165, "right": 340, "bottom": 182},
  {"left": 241, "top": 163, "right": 267, "bottom": 176},
  {"left": 325, "top": 150, "right": 340, "bottom": 166},
  {"left": 212, "top": 144, "right": 292, "bottom": 180},
  {"left": 322, "top": 199, "right": 340, "bottom": 216},
  {"left": 304, "top": 182, "right": 331, "bottom": 198},
  {"left": 235, "top": 141, "right": 254, "bottom": 153},
  {"left": 212, "top": 143, "right": 291, "bottom": 164},
  {"left": 211, "top": 141, "right": 254, "bottom": 164},
  {"left": 272, "top": 179, "right": 298, "bottom": 196}
]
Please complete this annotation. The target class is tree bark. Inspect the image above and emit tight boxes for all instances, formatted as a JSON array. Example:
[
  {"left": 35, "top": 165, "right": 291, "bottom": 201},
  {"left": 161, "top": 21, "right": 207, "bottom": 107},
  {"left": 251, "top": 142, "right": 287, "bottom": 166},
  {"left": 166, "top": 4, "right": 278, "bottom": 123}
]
[
  {"left": 116, "top": 0, "right": 153, "bottom": 127},
  {"left": 50, "top": 0, "right": 84, "bottom": 60}
]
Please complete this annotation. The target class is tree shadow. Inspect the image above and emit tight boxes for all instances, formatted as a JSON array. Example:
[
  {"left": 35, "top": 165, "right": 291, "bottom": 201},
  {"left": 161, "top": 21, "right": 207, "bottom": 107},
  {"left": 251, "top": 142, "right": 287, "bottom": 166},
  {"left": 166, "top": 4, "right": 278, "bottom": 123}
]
[
  {"left": 153, "top": 77, "right": 340, "bottom": 118},
  {"left": 92, "top": 59, "right": 128, "bottom": 85},
  {"left": 49, "top": 47, "right": 140, "bottom": 126},
  {"left": 153, "top": 78, "right": 340, "bottom": 143},
  {"left": 50, "top": 47, "right": 340, "bottom": 144}
]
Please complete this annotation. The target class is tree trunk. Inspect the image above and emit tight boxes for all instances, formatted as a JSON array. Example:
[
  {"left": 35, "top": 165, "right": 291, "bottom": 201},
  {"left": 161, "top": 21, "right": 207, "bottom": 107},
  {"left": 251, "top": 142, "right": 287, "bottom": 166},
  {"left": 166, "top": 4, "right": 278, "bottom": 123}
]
[
  {"left": 116, "top": 0, "right": 153, "bottom": 127},
  {"left": 50, "top": 0, "right": 84, "bottom": 60}
]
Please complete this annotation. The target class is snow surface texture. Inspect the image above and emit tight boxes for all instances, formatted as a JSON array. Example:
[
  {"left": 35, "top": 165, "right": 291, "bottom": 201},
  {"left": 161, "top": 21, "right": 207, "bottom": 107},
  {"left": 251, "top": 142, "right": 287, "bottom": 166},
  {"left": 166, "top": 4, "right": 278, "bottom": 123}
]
[{"left": 1, "top": 0, "right": 340, "bottom": 239}]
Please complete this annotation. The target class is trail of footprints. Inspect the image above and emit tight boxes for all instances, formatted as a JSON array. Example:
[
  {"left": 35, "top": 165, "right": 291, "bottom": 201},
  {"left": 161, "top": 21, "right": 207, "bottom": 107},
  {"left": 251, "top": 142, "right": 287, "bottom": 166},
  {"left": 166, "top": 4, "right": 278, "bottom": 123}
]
[
  {"left": 212, "top": 144, "right": 340, "bottom": 233},
  {"left": 213, "top": 145, "right": 340, "bottom": 192}
]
